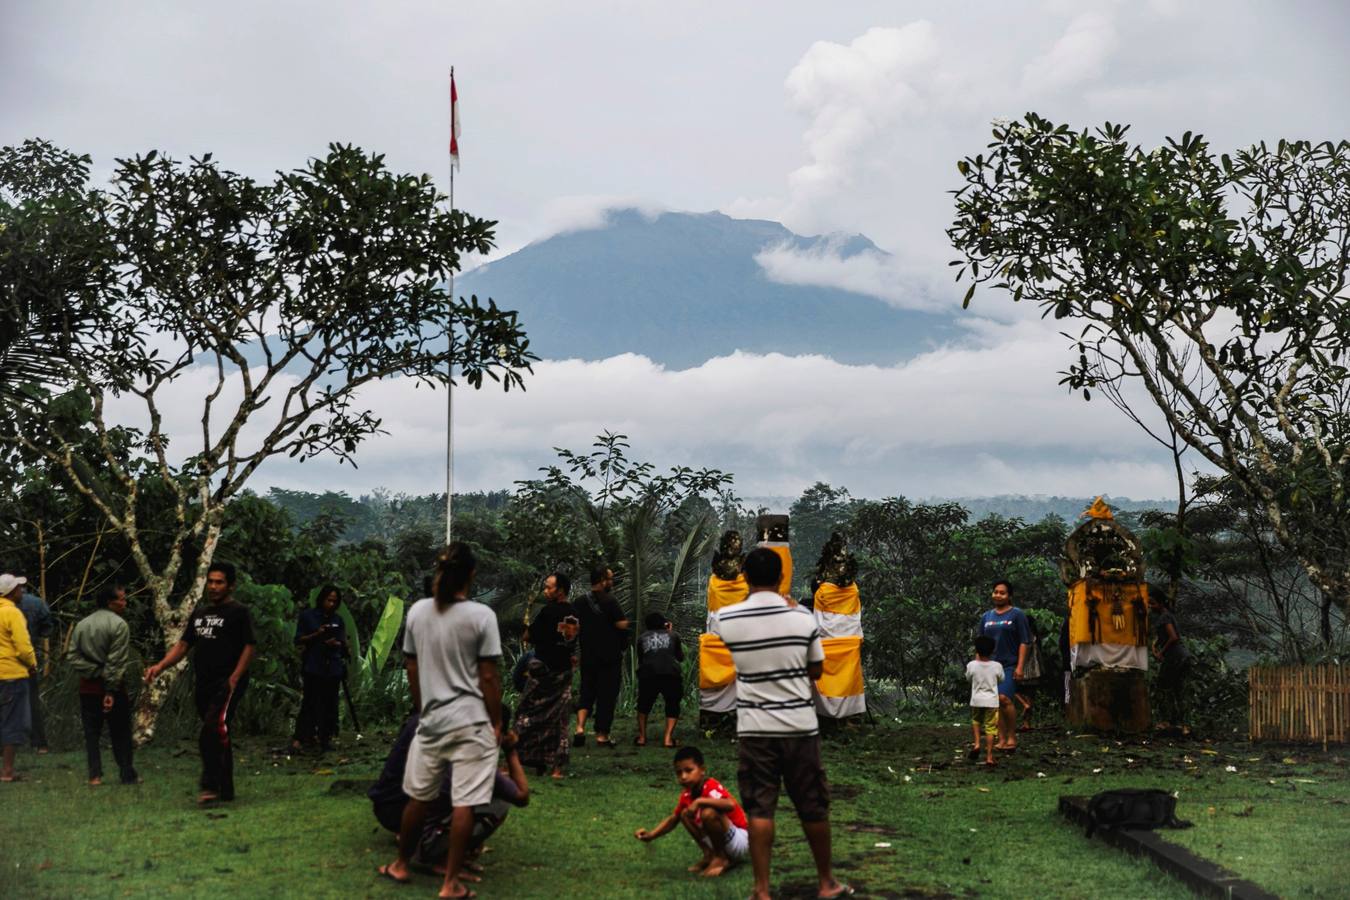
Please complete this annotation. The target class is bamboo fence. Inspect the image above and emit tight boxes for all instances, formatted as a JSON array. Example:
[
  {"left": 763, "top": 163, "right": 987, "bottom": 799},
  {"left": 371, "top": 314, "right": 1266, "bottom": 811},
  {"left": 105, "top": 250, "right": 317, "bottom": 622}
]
[{"left": 1248, "top": 664, "right": 1350, "bottom": 749}]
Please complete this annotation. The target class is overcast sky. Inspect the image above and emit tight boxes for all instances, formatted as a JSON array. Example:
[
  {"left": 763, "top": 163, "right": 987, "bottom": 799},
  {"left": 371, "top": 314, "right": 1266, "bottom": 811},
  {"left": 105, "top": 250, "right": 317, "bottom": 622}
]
[{"left": 6, "top": 1, "right": 1349, "bottom": 503}]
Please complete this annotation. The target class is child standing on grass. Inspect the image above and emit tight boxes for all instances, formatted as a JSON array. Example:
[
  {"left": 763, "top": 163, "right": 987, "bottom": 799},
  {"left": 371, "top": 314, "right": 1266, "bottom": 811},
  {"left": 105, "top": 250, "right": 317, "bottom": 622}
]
[
  {"left": 635, "top": 612, "right": 684, "bottom": 748},
  {"left": 634, "top": 746, "right": 749, "bottom": 878},
  {"left": 967, "top": 635, "right": 1003, "bottom": 767}
]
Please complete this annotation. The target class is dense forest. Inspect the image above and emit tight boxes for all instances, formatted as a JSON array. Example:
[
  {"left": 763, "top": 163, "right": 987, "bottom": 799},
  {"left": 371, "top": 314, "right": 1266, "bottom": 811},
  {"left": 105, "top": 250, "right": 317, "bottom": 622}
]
[{"left": 2, "top": 432, "right": 1343, "bottom": 743}]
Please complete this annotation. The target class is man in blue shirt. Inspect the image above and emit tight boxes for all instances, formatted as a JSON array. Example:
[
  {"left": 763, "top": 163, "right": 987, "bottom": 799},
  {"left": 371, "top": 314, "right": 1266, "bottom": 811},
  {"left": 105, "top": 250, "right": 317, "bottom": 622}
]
[{"left": 978, "top": 580, "right": 1032, "bottom": 751}]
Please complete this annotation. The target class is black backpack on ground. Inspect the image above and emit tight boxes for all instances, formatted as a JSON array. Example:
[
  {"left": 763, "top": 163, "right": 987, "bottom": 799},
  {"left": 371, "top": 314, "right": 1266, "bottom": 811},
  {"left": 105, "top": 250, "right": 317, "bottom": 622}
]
[{"left": 1085, "top": 789, "right": 1193, "bottom": 838}]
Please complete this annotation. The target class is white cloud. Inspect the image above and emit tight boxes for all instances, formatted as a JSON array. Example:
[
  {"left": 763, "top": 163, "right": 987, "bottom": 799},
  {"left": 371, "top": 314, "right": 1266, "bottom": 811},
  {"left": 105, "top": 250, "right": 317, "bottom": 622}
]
[
  {"left": 754, "top": 240, "right": 945, "bottom": 313},
  {"left": 112, "top": 320, "right": 1191, "bottom": 502},
  {"left": 1021, "top": 12, "right": 1118, "bottom": 95},
  {"left": 527, "top": 196, "right": 668, "bottom": 244}
]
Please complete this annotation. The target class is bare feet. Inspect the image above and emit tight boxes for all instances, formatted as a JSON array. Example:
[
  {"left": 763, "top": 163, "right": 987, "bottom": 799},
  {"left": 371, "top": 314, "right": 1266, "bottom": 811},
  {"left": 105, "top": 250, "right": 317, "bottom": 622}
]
[
  {"left": 818, "top": 880, "right": 855, "bottom": 898},
  {"left": 438, "top": 879, "right": 475, "bottom": 899},
  {"left": 377, "top": 862, "right": 412, "bottom": 884},
  {"left": 701, "top": 855, "right": 732, "bottom": 877},
  {"left": 196, "top": 791, "right": 220, "bottom": 806},
  {"left": 688, "top": 855, "right": 713, "bottom": 873},
  {"left": 89, "top": 776, "right": 103, "bottom": 786},
  {"left": 550, "top": 768, "right": 565, "bottom": 780}
]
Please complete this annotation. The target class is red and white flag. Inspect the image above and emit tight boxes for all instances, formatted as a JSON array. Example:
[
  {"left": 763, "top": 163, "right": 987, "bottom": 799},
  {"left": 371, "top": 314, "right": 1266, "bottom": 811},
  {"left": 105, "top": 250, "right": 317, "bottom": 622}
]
[{"left": 449, "top": 72, "right": 461, "bottom": 171}]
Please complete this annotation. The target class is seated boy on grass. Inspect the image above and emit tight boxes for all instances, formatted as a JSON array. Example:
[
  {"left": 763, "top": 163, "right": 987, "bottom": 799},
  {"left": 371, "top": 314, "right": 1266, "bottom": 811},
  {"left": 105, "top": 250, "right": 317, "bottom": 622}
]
[{"left": 634, "top": 745, "right": 749, "bottom": 877}]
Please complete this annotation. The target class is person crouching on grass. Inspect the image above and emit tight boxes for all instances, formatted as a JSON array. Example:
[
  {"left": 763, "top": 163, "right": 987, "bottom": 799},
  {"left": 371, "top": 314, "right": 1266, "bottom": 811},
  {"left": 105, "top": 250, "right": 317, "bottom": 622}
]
[
  {"left": 966, "top": 635, "right": 1003, "bottom": 767},
  {"left": 634, "top": 746, "right": 749, "bottom": 877}
]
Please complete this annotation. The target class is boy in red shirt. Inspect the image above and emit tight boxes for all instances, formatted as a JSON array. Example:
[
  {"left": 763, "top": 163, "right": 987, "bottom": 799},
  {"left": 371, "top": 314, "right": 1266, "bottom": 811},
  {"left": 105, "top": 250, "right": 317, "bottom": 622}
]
[{"left": 634, "top": 745, "right": 749, "bottom": 877}]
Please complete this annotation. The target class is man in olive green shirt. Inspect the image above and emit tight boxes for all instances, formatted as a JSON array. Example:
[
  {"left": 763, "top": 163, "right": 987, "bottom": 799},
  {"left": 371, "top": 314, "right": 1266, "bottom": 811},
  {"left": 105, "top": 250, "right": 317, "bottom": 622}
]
[{"left": 68, "top": 585, "right": 139, "bottom": 785}]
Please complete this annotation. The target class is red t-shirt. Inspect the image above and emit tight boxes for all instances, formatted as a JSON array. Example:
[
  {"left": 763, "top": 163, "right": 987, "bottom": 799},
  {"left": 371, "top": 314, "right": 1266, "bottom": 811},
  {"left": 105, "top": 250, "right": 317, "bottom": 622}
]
[{"left": 674, "top": 776, "right": 748, "bottom": 830}]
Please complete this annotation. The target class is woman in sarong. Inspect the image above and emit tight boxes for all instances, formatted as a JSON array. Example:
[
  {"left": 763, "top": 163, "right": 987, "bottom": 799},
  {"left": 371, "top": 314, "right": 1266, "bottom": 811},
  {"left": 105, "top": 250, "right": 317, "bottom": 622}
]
[{"left": 514, "top": 573, "right": 577, "bottom": 779}]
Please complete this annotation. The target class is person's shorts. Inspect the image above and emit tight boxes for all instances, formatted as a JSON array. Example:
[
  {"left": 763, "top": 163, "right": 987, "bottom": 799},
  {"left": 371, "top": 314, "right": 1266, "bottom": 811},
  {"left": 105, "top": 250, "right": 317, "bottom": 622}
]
[
  {"left": 971, "top": 706, "right": 998, "bottom": 736},
  {"left": 997, "top": 665, "right": 1018, "bottom": 698},
  {"left": 723, "top": 823, "right": 750, "bottom": 861},
  {"left": 403, "top": 721, "right": 497, "bottom": 807},
  {"left": 736, "top": 734, "right": 830, "bottom": 823},
  {"left": 0, "top": 678, "right": 31, "bottom": 746},
  {"left": 636, "top": 674, "right": 681, "bottom": 717}
]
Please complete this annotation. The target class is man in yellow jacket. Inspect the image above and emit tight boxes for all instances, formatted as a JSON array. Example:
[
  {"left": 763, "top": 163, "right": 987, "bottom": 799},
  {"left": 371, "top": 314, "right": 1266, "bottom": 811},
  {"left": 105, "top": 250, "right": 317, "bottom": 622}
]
[{"left": 0, "top": 573, "right": 38, "bottom": 783}]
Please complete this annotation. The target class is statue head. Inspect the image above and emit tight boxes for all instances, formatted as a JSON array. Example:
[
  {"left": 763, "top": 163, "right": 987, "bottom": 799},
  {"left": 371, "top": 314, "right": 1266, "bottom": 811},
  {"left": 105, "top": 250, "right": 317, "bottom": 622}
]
[
  {"left": 1060, "top": 497, "right": 1145, "bottom": 584},
  {"left": 755, "top": 514, "right": 790, "bottom": 543},
  {"left": 813, "top": 531, "right": 857, "bottom": 589},
  {"left": 712, "top": 529, "right": 745, "bottom": 580}
]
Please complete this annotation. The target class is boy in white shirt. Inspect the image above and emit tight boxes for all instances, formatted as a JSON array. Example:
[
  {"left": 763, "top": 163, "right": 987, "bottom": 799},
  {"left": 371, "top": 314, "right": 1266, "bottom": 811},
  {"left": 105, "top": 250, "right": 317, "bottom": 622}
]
[{"left": 966, "top": 635, "right": 1003, "bottom": 767}]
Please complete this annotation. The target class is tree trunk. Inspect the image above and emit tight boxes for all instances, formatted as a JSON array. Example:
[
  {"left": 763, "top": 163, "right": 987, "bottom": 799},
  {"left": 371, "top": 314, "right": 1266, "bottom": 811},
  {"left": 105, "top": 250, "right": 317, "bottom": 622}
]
[{"left": 133, "top": 660, "right": 187, "bottom": 746}]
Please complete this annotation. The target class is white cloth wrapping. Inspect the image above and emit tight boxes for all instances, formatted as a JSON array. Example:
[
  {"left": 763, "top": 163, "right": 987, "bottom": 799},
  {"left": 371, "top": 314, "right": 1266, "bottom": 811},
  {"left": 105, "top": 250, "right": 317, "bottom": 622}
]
[{"left": 1072, "top": 642, "right": 1148, "bottom": 671}]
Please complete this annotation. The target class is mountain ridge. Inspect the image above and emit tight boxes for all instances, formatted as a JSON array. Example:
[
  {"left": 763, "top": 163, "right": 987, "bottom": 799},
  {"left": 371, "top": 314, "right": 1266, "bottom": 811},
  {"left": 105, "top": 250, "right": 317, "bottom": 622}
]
[{"left": 457, "top": 208, "right": 953, "bottom": 368}]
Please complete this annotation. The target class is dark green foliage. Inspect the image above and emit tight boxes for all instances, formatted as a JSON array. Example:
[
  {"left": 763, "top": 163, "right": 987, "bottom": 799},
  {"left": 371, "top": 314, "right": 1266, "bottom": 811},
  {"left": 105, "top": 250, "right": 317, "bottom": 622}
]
[
  {"left": 849, "top": 497, "right": 1066, "bottom": 702},
  {"left": 950, "top": 117, "right": 1350, "bottom": 612}
]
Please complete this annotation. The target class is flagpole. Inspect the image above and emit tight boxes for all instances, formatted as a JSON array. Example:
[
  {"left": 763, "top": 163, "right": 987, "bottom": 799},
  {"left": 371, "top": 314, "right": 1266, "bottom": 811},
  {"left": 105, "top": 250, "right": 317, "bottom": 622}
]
[{"left": 445, "top": 66, "right": 456, "bottom": 547}]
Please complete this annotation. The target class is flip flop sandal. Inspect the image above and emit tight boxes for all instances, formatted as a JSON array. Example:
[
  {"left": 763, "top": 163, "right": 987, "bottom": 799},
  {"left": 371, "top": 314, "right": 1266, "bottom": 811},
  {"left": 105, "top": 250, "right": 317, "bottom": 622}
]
[{"left": 377, "top": 864, "right": 412, "bottom": 885}]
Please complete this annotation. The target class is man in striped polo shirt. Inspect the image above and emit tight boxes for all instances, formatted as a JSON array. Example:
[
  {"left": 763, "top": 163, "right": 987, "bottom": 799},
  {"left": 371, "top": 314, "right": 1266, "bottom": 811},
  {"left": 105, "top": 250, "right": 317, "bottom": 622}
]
[{"left": 710, "top": 548, "right": 850, "bottom": 900}]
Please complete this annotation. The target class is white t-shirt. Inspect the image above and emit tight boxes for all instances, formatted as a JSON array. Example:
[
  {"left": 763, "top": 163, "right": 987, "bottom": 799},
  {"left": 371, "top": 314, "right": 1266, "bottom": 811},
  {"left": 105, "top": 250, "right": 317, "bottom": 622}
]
[
  {"left": 402, "top": 597, "right": 502, "bottom": 734},
  {"left": 966, "top": 659, "right": 1004, "bottom": 708},
  {"left": 710, "top": 590, "right": 825, "bottom": 738}
]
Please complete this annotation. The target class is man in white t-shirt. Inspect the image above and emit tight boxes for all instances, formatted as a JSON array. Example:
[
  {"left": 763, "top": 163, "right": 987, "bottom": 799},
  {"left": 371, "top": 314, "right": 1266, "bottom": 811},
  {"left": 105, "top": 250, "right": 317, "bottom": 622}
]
[
  {"left": 379, "top": 545, "right": 502, "bottom": 898},
  {"left": 709, "top": 548, "right": 851, "bottom": 900}
]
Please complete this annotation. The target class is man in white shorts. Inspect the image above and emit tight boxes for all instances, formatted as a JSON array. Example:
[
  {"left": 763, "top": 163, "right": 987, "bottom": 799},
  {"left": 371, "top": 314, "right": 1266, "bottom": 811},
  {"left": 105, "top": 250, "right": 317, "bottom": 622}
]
[{"left": 379, "top": 545, "right": 502, "bottom": 899}]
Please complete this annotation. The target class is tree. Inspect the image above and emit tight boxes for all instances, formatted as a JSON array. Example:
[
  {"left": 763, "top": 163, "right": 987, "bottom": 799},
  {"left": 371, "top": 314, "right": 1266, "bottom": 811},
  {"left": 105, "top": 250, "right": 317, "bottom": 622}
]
[
  {"left": 848, "top": 496, "right": 1064, "bottom": 699},
  {"left": 950, "top": 116, "right": 1350, "bottom": 612},
  {"left": 788, "top": 483, "right": 858, "bottom": 596},
  {"left": 0, "top": 140, "right": 535, "bottom": 740},
  {"left": 514, "top": 432, "right": 733, "bottom": 655}
]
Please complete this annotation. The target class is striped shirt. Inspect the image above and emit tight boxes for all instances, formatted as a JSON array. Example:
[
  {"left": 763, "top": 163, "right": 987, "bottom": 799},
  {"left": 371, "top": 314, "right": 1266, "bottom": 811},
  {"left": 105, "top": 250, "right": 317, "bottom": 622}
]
[{"left": 710, "top": 591, "right": 824, "bottom": 737}]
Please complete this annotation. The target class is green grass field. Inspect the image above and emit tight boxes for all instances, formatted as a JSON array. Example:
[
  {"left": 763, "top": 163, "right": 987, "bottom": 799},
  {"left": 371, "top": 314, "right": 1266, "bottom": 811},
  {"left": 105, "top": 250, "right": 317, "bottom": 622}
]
[{"left": 2, "top": 720, "right": 1346, "bottom": 898}]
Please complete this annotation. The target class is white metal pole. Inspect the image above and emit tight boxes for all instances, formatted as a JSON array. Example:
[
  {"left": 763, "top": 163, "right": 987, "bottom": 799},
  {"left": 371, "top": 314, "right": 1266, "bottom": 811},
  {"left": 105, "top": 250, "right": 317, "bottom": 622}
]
[{"left": 445, "top": 66, "right": 456, "bottom": 547}]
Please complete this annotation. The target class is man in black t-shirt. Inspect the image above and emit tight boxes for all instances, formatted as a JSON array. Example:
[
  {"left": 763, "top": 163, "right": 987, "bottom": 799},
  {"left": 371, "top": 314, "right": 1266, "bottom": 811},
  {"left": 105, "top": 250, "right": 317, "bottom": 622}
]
[
  {"left": 145, "top": 561, "right": 256, "bottom": 805},
  {"left": 573, "top": 565, "right": 629, "bottom": 748}
]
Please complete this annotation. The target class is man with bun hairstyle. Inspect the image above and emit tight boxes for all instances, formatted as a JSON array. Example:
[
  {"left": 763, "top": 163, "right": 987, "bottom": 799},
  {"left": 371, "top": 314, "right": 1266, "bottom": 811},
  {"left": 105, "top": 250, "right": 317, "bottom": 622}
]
[{"left": 379, "top": 542, "right": 502, "bottom": 900}]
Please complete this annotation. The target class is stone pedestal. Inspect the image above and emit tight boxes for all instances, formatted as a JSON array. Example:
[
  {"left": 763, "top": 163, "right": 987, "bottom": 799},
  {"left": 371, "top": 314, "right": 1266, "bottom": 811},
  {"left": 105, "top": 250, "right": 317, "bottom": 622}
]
[{"left": 1068, "top": 667, "right": 1151, "bottom": 733}]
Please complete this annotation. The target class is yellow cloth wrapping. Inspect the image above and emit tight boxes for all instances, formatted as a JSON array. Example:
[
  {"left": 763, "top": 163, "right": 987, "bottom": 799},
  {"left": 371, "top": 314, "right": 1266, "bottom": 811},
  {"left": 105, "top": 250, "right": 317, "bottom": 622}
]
[
  {"left": 698, "top": 633, "right": 737, "bottom": 689},
  {"left": 1068, "top": 581, "right": 1148, "bottom": 647},
  {"left": 817, "top": 636, "right": 864, "bottom": 698},
  {"left": 759, "top": 543, "right": 793, "bottom": 596},
  {"left": 813, "top": 583, "right": 861, "bottom": 616},
  {"left": 707, "top": 575, "right": 750, "bottom": 614}
]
